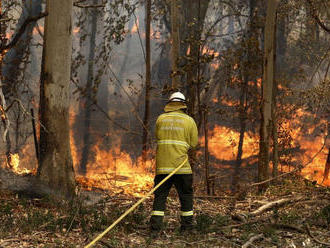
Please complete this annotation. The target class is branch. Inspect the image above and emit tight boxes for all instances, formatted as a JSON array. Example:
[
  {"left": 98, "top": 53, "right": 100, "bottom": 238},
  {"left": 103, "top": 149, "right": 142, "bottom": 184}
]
[
  {"left": 249, "top": 197, "right": 304, "bottom": 217},
  {"left": 1, "top": 12, "right": 48, "bottom": 51},
  {"left": 305, "top": 223, "right": 330, "bottom": 246},
  {"left": 306, "top": 0, "right": 330, "bottom": 33},
  {"left": 73, "top": 3, "right": 105, "bottom": 8},
  {"left": 242, "top": 234, "right": 264, "bottom": 248},
  {"left": 0, "top": 18, "right": 12, "bottom": 23}
]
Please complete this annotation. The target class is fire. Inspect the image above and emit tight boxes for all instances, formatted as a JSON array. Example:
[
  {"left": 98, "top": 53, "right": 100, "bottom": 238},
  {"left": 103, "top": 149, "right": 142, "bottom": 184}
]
[
  {"left": 201, "top": 125, "right": 259, "bottom": 167},
  {"left": 73, "top": 27, "right": 80, "bottom": 34},
  {"left": 131, "top": 18, "right": 139, "bottom": 33},
  {"left": 5, "top": 31, "right": 13, "bottom": 40},
  {"left": 202, "top": 47, "right": 220, "bottom": 57},
  {"left": 0, "top": 105, "right": 6, "bottom": 121},
  {"left": 6, "top": 153, "right": 35, "bottom": 175},
  {"left": 74, "top": 144, "right": 154, "bottom": 197},
  {"left": 203, "top": 107, "right": 329, "bottom": 186},
  {"left": 221, "top": 98, "right": 238, "bottom": 107},
  {"left": 69, "top": 109, "right": 153, "bottom": 196}
]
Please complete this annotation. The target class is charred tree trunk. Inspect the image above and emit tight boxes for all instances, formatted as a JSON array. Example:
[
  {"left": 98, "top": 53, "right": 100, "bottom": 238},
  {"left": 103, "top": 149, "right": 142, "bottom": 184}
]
[
  {"left": 184, "top": 0, "right": 210, "bottom": 119},
  {"left": 142, "top": 0, "right": 151, "bottom": 163},
  {"left": 80, "top": 3, "right": 98, "bottom": 175},
  {"left": 38, "top": 0, "right": 75, "bottom": 198},
  {"left": 271, "top": 71, "right": 279, "bottom": 178},
  {"left": 171, "top": 0, "right": 180, "bottom": 90},
  {"left": 258, "top": 0, "right": 278, "bottom": 192},
  {"left": 232, "top": 0, "right": 256, "bottom": 192},
  {"left": 232, "top": 84, "right": 247, "bottom": 192},
  {"left": 322, "top": 146, "right": 330, "bottom": 183},
  {"left": 203, "top": 107, "right": 210, "bottom": 195}
]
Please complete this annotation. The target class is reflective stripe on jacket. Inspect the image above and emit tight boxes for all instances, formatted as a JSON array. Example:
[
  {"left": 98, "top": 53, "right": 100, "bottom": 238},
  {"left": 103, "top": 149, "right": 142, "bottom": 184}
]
[{"left": 156, "top": 102, "right": 198, "bottom": 175}]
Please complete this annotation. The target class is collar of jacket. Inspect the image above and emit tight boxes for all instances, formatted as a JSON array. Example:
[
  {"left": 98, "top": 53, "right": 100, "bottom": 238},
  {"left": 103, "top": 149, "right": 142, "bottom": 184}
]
[{"left": 164, "top": 102, "right": 187, "bottom": 113}]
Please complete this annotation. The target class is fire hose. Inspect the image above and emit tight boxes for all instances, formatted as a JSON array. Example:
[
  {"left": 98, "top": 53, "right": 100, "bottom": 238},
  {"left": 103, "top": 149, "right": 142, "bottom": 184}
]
[{"left": 85, "top": 155, "right": 189, "bottom": 248}]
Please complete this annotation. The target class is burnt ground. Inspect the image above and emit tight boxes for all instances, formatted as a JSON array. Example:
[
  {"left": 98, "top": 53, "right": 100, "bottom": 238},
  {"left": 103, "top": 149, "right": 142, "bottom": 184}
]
[{"left": 0, "top": 175, "right": 329, "bottom": 248}]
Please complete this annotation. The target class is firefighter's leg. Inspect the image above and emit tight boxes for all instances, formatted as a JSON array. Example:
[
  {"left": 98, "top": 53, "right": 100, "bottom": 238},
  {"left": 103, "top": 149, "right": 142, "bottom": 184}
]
[
  {"left": 150, "top": 174, "right": 173, "bottom": 231},
  {"left": 173, "top": 174, "right": 193, "bottom": 230}
]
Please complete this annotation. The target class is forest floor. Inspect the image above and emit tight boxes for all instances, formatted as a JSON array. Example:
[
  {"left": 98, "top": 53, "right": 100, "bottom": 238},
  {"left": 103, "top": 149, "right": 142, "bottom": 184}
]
[{"left": 0, "top": 175, "right": 329, "bottom": 248}]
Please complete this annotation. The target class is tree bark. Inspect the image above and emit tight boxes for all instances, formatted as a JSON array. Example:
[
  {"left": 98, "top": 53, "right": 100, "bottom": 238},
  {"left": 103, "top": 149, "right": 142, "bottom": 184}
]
[
  {"left": 258, "top": 0, "right": 279, "bottom": 192},
  {"left": 170, "top": 0, "right": 180, "bottom": 90},
  {"left": 80, "top": 2, "right": 98, "bottom": 175},
  {"left": 232, "top": 0, "right": 256, "bottom": 192},
  {"left": 184, "top": 0, "right": 210, "bottom": 119},
  {"left": 203, "top": 107, "right": 210, "bottom": 195},
  {"left": 142, "top": 0, "right": 151, "bottom": 163},
  {"left": 271, "top": 77, "right": 279, "bottom": 178},
  {"left": 322, "top": 145, "right": 330, "bottom": 183},
  {"left": 38, "top": 0, "right": 75, "bottom": 198}
]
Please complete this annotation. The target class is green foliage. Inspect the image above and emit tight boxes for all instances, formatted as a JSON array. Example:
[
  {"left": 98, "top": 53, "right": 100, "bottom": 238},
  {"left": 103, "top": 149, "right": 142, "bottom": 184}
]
[
  {"left": 279, "top": 210, "right": 300, "bottom": 224},
  {"left": 214, "top": 213, "right": 230, "bottom": 227},
  {"left": 320, "top": 205, "right": 330, "bottom": 225},
  {"left": 196, "top": 213, "right": 213, "bottom": 233}
]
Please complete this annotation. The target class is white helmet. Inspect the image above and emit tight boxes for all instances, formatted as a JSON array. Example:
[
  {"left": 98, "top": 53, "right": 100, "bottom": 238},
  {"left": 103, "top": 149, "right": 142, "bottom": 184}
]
[{"left": 169, "top": 92, "right": 186, "bottom": 102}]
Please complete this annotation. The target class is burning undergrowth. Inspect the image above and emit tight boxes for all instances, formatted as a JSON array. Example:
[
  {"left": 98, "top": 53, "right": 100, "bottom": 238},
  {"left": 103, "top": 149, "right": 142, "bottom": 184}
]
[{"left": 0, "top": 96, "right": 328, "bottom": 197}]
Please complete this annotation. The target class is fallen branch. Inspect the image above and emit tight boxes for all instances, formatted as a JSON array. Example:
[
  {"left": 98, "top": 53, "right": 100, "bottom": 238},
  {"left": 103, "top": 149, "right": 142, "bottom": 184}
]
[
  {"left": 267, "top": 223, "right": 305, "bottom": 233},
  {"left": 220, "top": 216, "right": 271, "bottom": 229},
  {"left": 305, "top": 223, "right": 330, "bottom": 246},
  {"left": 249, "top": 197, "right": 303, "bottom": 217},
  {"left": 242, "top": 234, "right": 264, "bottom": 248}
]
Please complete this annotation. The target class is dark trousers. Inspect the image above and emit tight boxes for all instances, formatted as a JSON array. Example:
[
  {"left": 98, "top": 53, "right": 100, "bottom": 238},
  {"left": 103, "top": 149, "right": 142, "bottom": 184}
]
[{"left": 150, "top": 174, "right": 193, "bottom": 231}]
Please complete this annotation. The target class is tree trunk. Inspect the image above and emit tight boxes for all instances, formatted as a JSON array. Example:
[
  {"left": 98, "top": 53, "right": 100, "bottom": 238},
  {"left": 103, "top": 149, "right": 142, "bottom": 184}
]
[
  {"left": 322, "top": 147, "right": 330, "bottom": 183},
  {"left": 184, "top": 0, "right": 210, "bottom": 119},
  {"left": 232, "top": 0, "right": 256, "bottom": 192},
  {"left": 2, "top": 0, "right": 42, "bottom": 85},
  {"left": 142, "top": 0, "right": 151, "bottom": 163},
  {"left": 258, "top": 0, "right": 278, "bottom": 192},
  {"left": 171, "top": 0, "right": 180, "bottom": 90},
  {"left": 80, "top": 3, "right": 98, "bottom": 175},
  {"left": 203, "top": 108, "right": 210, "bottom": 195},
  {"left": 38, "top": 0, "right": 75, "bottom": 198},
  {"left": 271, "top": 72, "right": 279, "bottom": 178}
]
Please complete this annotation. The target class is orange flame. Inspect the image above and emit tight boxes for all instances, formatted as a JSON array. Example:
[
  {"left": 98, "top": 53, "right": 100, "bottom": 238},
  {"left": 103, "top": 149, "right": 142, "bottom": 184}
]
[
  {"left": 7, "top": 153, "right": 35, "bottom": 175},
  {"left": 0, "top": 105, "right": 6, "bottom": 121},
  {"left": 131, "top": 18, "right": 139, "bottom": 33}
]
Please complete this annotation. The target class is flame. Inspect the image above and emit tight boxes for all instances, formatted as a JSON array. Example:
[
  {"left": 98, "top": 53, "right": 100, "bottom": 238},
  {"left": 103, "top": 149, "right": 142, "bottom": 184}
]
[
  {"left": 201, "top": 125, "right": 259, "bottom": 167},
  {"left": 3, "top": 103, "right": 328, "bottom": 196},
  {"left": 5, "top": 31, "right": 13, "bottom": 40},
  {"left": 202, "top": 47, "right": 219, "bottom": 57},
  {"left": 0, "top": 105, "right": 6, "bottom": 121},
  {"left": 69, "top": 110, "right": 153, "bottom": 196},
  {"left": 131, "top": 18, "right": 139, "bottom": 33},
  {"left": 221, "top": 98, "right": 238, "bottom": 107},
  {"left": 73, "top": 27, "right": 80, "bottom": 34},
  {"left": 75, "top": 144, "right": 154, "bottom": 196},
  {"left": 33, "top": 26, "right": 44, "bottom": 36},
  {"left": 203, "top": 107, "right": 329, "bottom": 186},
  {"left": 6, "top": 153, "right": 36, "bottom": 175}
]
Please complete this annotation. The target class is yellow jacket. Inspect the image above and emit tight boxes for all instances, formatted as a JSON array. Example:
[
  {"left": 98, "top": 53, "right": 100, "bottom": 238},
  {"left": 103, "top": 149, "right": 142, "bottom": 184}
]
[{"left": 155, "top": 102, "right": 198, "bottom": 174}]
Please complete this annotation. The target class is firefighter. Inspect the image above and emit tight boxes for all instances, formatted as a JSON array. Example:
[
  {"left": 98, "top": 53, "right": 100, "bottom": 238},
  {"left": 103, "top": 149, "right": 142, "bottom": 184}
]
[{"left": 150, "top": 92, "right": 198, "bottom": 233}]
